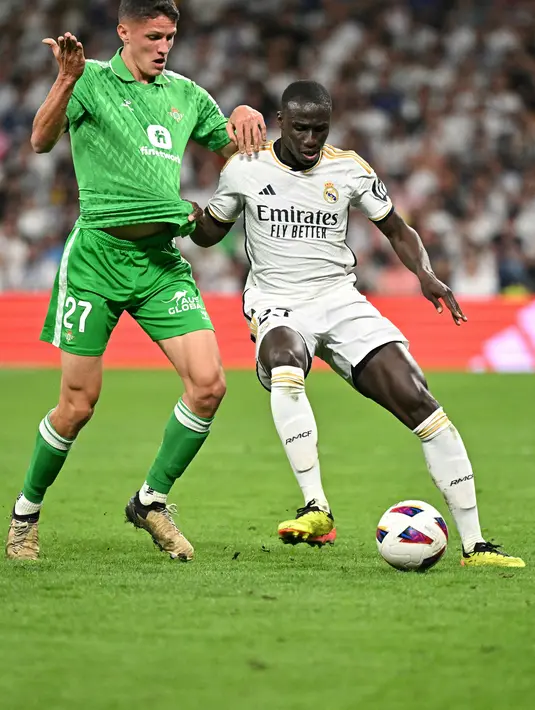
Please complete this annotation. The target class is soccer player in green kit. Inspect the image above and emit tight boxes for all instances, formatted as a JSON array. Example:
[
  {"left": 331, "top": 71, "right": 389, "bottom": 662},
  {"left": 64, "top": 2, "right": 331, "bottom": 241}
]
[{"left": 5, "top": 0, "right": 266, "bottom": 562}]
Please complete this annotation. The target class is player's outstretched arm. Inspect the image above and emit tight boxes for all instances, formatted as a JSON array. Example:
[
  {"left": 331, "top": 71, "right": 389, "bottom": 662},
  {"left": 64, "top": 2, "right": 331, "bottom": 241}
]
[
  {"left": 378, "top": 211, "right": 467, "bottom": 326},
  {"left": 187, "top": 202, "right": 233, "bottom": 248},
  {"left": 31, "top": 32, "right": 85, "bottom": 153}
]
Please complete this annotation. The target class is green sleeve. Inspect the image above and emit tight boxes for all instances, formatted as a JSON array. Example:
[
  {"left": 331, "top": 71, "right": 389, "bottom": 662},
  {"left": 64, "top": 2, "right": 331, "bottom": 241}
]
[
  {"left": 190, "top": 83, "right": 230, "bottom": 152},
  {"left": 66, "top": 63, "right": 95, "bottom": 126}
]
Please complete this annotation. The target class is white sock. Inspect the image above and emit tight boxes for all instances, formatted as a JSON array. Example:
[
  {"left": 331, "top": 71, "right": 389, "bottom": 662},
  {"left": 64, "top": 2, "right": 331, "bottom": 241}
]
[
  {"left": 270, "top": 366, "right": 329, "bottom": 512},
  {"left": 414, "top": 408, "right": 484, "bottom": 553},
  {"left": 139, "top": 481, "right": 167, "bottom": 507},
  {"left": 14, "top": 493, "right": 42, "bottom": 517}
]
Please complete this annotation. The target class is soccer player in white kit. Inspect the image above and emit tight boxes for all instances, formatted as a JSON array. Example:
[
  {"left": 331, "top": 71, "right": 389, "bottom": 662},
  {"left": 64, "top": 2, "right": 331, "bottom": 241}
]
[{"left": 191, "top": 81, "right": 524, "bottom": 568}]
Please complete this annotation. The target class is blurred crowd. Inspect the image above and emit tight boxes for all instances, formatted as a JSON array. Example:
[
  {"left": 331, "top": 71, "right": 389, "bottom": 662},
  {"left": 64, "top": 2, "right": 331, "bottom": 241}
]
[{"left": 1, "top": 0, "right": 535, "bottom": 296}]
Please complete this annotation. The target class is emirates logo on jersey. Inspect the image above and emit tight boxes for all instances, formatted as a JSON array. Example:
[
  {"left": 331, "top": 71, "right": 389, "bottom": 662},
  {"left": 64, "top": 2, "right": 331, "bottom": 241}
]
[
  {"left": 323, "top": 181, "right": 339, "bottom": 204},
  {"left": 169, "top": 107, "right": 184, "bottom": 123}
]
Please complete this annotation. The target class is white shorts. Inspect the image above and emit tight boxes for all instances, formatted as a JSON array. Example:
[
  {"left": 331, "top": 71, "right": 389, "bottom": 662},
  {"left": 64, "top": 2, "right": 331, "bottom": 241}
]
[{"left": 243, "top": 282, "right": 408, "bottom": 390}]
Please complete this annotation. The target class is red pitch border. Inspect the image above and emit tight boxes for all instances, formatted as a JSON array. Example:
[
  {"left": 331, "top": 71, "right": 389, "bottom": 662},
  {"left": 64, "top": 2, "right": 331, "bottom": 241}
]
[{"left": 1, "top": 293, "right": 534, "bottom": 371}]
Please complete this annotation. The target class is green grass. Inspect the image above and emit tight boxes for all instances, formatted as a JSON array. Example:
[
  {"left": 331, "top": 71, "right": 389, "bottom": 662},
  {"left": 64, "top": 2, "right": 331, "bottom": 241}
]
[{"left": 0, "top": 370, "right": 534, "bottom": 710}]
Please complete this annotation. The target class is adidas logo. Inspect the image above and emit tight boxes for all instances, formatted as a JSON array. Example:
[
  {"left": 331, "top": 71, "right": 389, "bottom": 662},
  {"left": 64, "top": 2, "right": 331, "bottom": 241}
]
[{"left": 259, "top": 184, "right": 276, "bottom": 195}]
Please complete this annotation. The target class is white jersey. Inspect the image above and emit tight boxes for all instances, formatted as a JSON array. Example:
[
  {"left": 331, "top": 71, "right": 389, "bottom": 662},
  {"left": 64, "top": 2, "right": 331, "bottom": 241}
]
[{"left": 207, "top": 141, "right": 393, "bottom": 299}]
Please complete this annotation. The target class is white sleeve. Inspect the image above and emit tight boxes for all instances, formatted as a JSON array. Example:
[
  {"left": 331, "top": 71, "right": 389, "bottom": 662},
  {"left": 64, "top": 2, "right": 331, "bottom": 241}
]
[
  {"left": 207, "top": 157, "right": 245, "bottom": 223},
  {"left": 349, "top": 167, "right": 394, "bottom": 223}
]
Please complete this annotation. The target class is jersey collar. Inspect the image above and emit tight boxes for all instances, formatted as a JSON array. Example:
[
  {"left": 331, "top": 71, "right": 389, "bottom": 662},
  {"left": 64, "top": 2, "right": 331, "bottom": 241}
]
[
  {"left": 110, "top": 48, "right": 169, "bottom": 85},
  {"left": 271, "top": 139, "right": 323, "bottom": 173}
]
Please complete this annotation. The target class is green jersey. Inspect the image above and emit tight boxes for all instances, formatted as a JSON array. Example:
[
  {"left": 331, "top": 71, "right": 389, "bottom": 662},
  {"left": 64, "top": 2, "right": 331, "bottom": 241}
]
[{"left": 66, "top": 49, "right": 230, "bottom": 235}]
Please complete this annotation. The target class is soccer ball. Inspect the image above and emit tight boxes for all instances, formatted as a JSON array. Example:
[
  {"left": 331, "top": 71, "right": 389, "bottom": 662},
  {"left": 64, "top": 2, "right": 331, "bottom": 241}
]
[{"left": 376, "top": 500, "right": 448, "bottom": 571}]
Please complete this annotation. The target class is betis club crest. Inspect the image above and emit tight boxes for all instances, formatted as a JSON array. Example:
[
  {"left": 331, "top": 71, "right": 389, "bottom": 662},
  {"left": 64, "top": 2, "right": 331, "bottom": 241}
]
[{"left": 169, "top": 107, "right": 184, "bottom": 123}]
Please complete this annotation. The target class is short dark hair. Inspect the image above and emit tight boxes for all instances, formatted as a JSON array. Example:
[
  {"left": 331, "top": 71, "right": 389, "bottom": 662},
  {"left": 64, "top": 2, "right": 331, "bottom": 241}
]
[
  {"left": 281, "top": 81, "right": 332, "bottom": 111},
  {"left": 118, "top": 0, "right": 180, "bottom": 23}
]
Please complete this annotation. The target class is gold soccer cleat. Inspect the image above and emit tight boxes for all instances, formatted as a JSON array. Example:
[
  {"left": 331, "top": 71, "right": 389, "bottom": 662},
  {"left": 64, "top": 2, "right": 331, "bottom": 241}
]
[
  {"left": 6, "top": 514, "right": 40, "bottom": 561},
  {"left": 125, "top": 494, "right": 194, "bottom": 561}
]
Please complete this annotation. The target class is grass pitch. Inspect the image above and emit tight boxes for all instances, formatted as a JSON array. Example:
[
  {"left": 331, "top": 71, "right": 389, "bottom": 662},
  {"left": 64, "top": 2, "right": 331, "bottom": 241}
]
[{"left": 0, "top": 369, "right": 534, "bottom": 710}]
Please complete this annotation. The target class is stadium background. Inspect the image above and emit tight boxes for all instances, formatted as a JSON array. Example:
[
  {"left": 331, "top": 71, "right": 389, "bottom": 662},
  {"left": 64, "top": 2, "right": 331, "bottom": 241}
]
[{"left": 1, "top": 0, "right": 535, "bottom": 370}]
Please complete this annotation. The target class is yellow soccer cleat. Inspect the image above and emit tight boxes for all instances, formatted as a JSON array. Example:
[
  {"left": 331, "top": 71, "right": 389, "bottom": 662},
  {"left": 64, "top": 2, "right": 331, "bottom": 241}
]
[
  {"left": 461, "top": 541, "right": 525, "bottom": 568},
  {"left": 278, "top": 500, "right": 336, "bottom": 547}
]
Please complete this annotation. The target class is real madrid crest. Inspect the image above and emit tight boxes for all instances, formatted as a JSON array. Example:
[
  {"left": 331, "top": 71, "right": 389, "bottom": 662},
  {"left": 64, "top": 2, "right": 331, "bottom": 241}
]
[{"left": 323, "top": 181, "right": 339, "bottom": 204}]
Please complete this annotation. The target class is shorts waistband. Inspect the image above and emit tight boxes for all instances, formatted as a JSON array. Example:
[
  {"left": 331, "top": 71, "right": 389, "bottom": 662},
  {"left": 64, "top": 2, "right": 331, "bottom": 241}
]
[{"left": 82, "top": 228, "right": 175, "bottom": 251}]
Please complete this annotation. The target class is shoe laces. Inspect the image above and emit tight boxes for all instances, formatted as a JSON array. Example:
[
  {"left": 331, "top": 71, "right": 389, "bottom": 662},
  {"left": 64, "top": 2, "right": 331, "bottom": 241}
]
[
  {"left": 160, "top": 503, "right": 180, "bottom": 530},
  {"left": 474, "top": 541, "right": 504, "bottom": 554},
  {"left": 295, "top": 500, "right": 323, "bottom": 518},
  {"left": 11, "top": 520, "right": 34, "bottom": 550}
]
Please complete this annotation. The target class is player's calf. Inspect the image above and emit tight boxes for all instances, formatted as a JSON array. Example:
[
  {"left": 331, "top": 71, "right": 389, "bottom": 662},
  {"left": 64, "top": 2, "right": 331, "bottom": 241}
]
[
  {"left": 355, "top": 348, "right": 485, "bottom": 556},
  {"left": 354, "top": 344, "right": 523, "bottom": 565},
  {"left": 6, "top": 356, "right": 102, "bottom": 560},
  {"left": 414, "top": 406, "right": 484, "bottom": 553},
  {"left": 269, "top": 363, "right": 335, "bottom": 547},
  {"left": 270, "top": 365, "right": 330, "bottom": 511},
  {"left": 414, "top": 407, "right": 525, "bottom": 567},
  {"left": 6, "top": 410, "right": 77, "bottom": 556},
  {"left": 259, "top": 327, "right": 333, "bottom": 544}
]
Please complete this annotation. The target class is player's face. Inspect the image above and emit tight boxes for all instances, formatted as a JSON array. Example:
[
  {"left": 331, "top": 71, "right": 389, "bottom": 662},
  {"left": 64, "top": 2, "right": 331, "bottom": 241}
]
[
  {"left": 278, "top": 103, "right": 331, "bottom": 169},
  {"left": 118, "top": 15, "right": 177, "bottom": 79}
]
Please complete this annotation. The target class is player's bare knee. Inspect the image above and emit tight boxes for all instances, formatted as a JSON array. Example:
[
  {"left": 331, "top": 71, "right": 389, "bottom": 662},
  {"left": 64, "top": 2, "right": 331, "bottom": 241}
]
[
  {"left": 190, "top": 387, "right": 224, "bottom": 418},
  {"left": 187, "top": 371, "right": 226, "bottom": 418},
  {"left": 52, "top": 395, "right": 96, "bottom": 438},
  {"left": 268, "top": 347, "right": 306, "bottom": 372},
  {"left": 263, "top": 338, "right": 308, "bottom": 373},
  {"left": 210, "top": 373, "right": 227, "bottom": 406},
  {"left": 260, "top": 327, "right": 307, "bottom": 374}
]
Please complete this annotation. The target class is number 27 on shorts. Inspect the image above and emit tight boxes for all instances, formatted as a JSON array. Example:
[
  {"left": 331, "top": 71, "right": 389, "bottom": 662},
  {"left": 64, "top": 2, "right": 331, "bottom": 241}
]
[{"left": 63, "top": 297, "right": 93, "bottom": 333}]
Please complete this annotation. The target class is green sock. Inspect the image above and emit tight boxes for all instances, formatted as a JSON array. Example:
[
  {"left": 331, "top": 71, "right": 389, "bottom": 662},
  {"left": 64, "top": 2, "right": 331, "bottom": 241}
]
[
  {"left": 146, "top": 398, "right": 213, "bottom": 494},
  {"left": 22, "top": 413, "right": 75, "bottom": 504}
]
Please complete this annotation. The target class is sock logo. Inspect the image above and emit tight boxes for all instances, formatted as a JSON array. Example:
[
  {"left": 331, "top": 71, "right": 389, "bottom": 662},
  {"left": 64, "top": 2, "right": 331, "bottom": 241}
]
[
  {"left": 285, "top": 430, "right": 312, "bottom": 445},
  {"left": 450, "top": 474, "right": 474, "bottom": 486}
]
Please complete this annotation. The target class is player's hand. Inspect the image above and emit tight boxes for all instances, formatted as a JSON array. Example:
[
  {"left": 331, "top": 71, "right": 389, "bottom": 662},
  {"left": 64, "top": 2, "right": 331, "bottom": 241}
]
[
  {"left": 43, "top": 32, "right": 85, "bottom": 81},
  {"left": 419, "top": 271, "right": 467, "bottom": 326},
  {"left": 227, "top": 105, "right": 267, "bottom": 156},
  {"left": 187, "top": 201, "right": 204, "bottom": 223}
]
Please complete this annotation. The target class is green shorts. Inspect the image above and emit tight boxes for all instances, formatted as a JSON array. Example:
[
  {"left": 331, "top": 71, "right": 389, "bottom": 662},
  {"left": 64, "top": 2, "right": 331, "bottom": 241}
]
[{"left": 41, "top": 226, "right": 213, "bottom": 356}]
